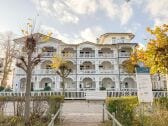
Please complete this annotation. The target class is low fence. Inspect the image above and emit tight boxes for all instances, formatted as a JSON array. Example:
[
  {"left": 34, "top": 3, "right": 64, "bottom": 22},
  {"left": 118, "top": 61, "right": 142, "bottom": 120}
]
[
  {"left": 102, "top": 103, "right": 122, "bottom": 126},
  {"left": 48, "top": 107, "right": 61, "bottom": 126},
  {"left": 0, "top": 91, "right": 167, "bottom": 99}
]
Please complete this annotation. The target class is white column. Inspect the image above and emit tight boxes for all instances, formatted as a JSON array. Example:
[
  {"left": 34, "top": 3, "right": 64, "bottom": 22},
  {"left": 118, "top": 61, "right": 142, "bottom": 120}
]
[
  {"left": 95, "top": 60, "right": 99, "bottom": 74},
  {"left": 115, "top": 75, "right": 120, "bottom": 90},
  {"left": 77, "top": 76, "right": 80, "bottom": 91},
  {"left": 57, "top": 77, "right": 59, "bottom": 89},
  {"left": 54, "top": 76, "right": 57, "bottom": 91},
  {"left": 95, "top": 77, "right": 99, "bottom": 90},
  {"left": 34, "top": 76, "right": 39, "bottom": 90},
  {"left": 95, "top": 48, "right": 98, "bottom": 58}
]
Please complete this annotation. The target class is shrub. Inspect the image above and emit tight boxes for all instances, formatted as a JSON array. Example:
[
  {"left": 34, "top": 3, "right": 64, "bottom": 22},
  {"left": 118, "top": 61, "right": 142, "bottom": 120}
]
[
  {"left": 44, "top": 86, "right": 51, "bottom": 91},
  {"left": 47, "top": 95, "right": 64, "bottom": 114},
  {"left": 0, "top": 86, "right": 4, "bottom": 92},
  {"left": 106, "top": 96, "right": 138, "bottom": 126},
  {"left": 155, "top": 97, "right": 168, "bottom": 110},
  {"left": 5, "top": 87, "right": 12, "bottom": 92},
  {"left": 100, "top": 87, "right": 106, "bottom": 90}
]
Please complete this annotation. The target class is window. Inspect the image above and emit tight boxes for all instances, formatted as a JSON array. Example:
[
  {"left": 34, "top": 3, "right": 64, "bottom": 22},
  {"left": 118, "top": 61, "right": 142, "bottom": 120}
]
[
  {"left": 121, "top": 37, "right": 125, "bottom": 43},
  {"left": 112, "top": 37, "right": 116, "bottom": 44}
]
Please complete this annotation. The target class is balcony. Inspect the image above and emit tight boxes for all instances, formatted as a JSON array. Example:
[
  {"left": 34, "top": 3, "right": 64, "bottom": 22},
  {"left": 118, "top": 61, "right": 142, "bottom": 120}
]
[
  {"left": 119, "top": 52, "right": 130, "bottom": 57},
  {"left": 98, "top": 53, "right": 114, "bottom": 58},
  {"left": 79, "top": 53, "right": 95, "bottom": 58},
  {"left": 15, "top": 69, "right": 25, "bottom": 74},
  {"left": 99, "top": 69, "right": 115, "bottom": 74},
  {"left": 37, "top": 69, "right": 55, "bottom": 74},
  {"left": 42, "top": 52, "right": 54, "bottom": 57},
  {"left": 62, "top": 53, "right": 76, "bottom": 58},
  {"left": 80, "top": 69, "right": 96, "bottom": 74},
  {"left": 117, "top": 39, "right": 130, "bottom": 43}
]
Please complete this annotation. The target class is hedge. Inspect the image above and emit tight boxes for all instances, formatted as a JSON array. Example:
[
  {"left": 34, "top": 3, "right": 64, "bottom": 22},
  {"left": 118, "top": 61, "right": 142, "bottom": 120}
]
[{"left": 106, "top": 96, "right": 138, "bottom": 126}]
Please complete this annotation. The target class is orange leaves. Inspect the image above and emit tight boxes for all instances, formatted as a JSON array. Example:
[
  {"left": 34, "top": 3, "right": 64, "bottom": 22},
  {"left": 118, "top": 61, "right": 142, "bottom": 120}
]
[
  {"left": 51, "top": 55, "right": 66, "bottom": 69},
  {"left": 145, "top": 24, "right": 168, "bottom": 74},
  {"left": 41, "top": 32, "right": 53, "bottom": 42}
]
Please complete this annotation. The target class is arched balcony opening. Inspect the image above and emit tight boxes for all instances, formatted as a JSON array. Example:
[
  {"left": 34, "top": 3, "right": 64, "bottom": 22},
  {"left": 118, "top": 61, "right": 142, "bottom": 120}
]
[
  {"left": 62, "top": 47, "right": 76, "bottom": 58},
  {"left": 66, "top": 61, "right": 76, "bottom": 73},
  {"left": 80, "top": 48, "right": 95, "bottom": 58},
  {"left": 41, "top": 46, "right": 56, "bottom": 57},
  {"left": 99, "top": 61, "right": 114, "bottom": 73},
  {"left": 98, "top": 48, "right": 114, "bottom": 58},
  {"left": 122, "top": 77, "right": 137, "bottom": 89},
  {"left": 41, "top": 60, "right": 52, "bottom": 69},
  {"left": 101, "top": 78, "right": 115, "bottom": 89},
  {"left": 64, "top": 78, "right": 76, "bottom": 90},
  {"left": 40, "top": 77, "right": 53, "bottom": 89},
  {"left": 82, "top": 77, "right": 95, "bottom": 90},
  {"left": 80, "top": 61, "right": 95, "bottom": 73},
  {"left": 20, "top": 78, "right": 26, "bottom": 92},
  {"left": 119, "top": 47, "right": 132, "bottom": 57}
]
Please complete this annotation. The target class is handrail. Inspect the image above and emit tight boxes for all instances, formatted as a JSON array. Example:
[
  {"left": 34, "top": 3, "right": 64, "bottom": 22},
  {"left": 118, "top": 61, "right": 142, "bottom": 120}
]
[
  {"left": 103, "top": 104, "right": 122, "bottom": 126},
  {"left": 48, "top": 108, "right": 61, "bottom": 126}
]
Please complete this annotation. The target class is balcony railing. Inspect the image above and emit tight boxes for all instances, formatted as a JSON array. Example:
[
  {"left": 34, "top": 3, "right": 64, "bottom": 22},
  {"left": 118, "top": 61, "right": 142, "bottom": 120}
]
[
  {"left": 1, "top": 91, "right": 167, "bottom": 99},
  {"left": 99, "top": 53, "right": 114, "bottom": 58},
  {"left": 15, "top": 68, "right": 77, "bottom": 75},
  {"left": 99, "top": 69, "right": 115, "bottom": 74},
  {"left": 37, "top": 69, "right": 55, "bottom": 74},
  {"left": 80, "top": 69, "right": 96, "bottom": 73},
  {"left": 42, "top": 52, "right": 54, "bottom": 57},
  {"left": 119, "top": 52, "right": 130, "bottom": 57},
  {"left": 62, "top": 53, "right": 76, "bottom": 58},
  {"left": 79, "top": 53, "right": 95, "bottom": 58},
  {"left": 15, "top": 69, "right": 26, "bottom": 74}
]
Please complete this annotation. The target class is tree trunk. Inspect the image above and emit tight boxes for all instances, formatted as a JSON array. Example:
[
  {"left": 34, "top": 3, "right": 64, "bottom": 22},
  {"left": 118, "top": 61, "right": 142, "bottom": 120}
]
[
  {"left": 166, "top": 73, "right": 168, "bottom": 92},
  {"left": 24, "top": 52, "right": 32, "bottom": 125},
  {"left": 1, "top": 72, "right": 8, "bottom": 87},
  {"left": 62, "top": 77, "right": 65, "bottom": 96}
]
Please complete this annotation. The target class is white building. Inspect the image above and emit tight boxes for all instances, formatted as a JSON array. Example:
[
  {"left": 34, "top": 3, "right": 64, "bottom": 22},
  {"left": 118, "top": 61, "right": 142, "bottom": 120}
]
[{"left": 13, "top": 33, "right": 167, "bottom": 92}]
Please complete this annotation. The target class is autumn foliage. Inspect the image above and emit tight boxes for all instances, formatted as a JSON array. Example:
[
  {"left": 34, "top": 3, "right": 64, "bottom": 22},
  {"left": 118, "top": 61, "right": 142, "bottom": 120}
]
[{"left": 122, "top": 24, "right": 168, "bottom": 75}]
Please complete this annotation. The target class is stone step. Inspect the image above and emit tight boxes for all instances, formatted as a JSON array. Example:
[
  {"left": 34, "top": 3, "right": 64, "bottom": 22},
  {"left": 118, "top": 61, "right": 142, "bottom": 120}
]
[{"left": 61, "top": 122, "right": 103, "bottom": 126}]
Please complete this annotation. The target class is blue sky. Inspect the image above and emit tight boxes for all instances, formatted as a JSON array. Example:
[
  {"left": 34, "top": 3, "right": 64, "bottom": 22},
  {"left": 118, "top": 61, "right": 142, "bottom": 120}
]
[{"left": 0, "top": 0, "right": 167, "bottom": 45}]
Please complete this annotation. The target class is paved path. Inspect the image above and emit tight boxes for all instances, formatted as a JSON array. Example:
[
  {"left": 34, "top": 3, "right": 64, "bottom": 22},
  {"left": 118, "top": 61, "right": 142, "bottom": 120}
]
[{"left": 61, "top": 100, "right": 107, "bottom": 126}]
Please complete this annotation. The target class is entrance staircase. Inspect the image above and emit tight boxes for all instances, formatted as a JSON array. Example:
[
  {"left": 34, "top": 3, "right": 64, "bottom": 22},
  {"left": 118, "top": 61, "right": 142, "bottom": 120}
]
[{"left": 85, "top": 91, "right": 107, "bottom": 100}]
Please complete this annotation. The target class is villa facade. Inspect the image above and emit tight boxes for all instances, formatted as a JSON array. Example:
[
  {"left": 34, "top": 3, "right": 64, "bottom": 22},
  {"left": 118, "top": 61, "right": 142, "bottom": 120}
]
[{"left": 13, "top": 33, "right": 167, "bottom": 92}]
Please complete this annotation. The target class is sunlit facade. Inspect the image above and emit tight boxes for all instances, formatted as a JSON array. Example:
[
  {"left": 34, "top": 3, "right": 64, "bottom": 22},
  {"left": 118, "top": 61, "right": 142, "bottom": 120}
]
[{"left": 12, "top": 33, "right": 167, "bottom": 92}]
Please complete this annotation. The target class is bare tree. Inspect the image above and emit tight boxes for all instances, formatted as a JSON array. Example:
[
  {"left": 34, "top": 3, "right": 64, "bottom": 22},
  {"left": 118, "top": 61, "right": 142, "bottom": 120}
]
[
  {"left": 0, "top": 32, "right": 15, "bottom": 87},
  {"left": 16, "top": 34, "right": 41, "bottom": 125},
  {"left": 15, "top": 19, "right": 52, "bottom": 125}
]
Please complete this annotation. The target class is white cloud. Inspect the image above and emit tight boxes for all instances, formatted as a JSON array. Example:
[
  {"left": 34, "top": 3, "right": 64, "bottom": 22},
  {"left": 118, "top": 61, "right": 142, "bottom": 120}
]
[
  {"left": 32, "top": 0, "right": 79, "bottom": 24},
  {"left": 40, "top": 25, "right": 82, "bottom": 44},
  {"left": 120, "top": 3, "right": 133, "bottom": 25},
  {"left": 100, "top": 0, "right": 133, "bottom": 25},
  {"left": 40, "top": 25, "right": 104, "bottom": 43},
  {"left": 80, "top": 26, "right": 104, "bottom": 42},
  {"left": 31, "top": 0, "right": 133, "bottom": 25},
  {"left": 145, "top": 0, "right": 168, "bottom": 25},
  {"left": 65, "top": 0, "right": 98, "bottom": 14}
]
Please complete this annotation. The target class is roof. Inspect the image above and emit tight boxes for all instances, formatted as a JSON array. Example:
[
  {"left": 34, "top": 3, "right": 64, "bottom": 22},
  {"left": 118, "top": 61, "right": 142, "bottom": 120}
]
[
  {"left": 99, "top": 32, "right": 135, "bottom": 39},
  {"left": 13, "top": 32, "right": 137, "bottom": 46}
]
